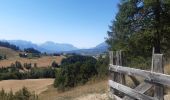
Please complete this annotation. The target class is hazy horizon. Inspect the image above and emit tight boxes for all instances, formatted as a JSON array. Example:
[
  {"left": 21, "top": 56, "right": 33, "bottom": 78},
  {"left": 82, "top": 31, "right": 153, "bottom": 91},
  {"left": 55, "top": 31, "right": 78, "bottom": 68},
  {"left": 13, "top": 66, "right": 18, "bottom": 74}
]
[
  {"left": 0, "top": 0, "right": 119, "bottom": 48},
  {"left": 0, "top": 39, "right": 106, "bottom": 49}
]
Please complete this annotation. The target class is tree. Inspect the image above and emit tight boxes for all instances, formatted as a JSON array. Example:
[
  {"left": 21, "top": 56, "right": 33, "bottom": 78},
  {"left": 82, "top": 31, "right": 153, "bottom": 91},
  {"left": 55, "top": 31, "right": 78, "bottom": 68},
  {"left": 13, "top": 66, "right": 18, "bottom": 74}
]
[
  {"left": 24, "top": 63, "right": 32, "bottom": 70},
  {"left": 106, "top": 0, "right": 170, "bottom": 68},
  {"left": 15, "top": 61, "right": 23, "bottom": 70},
  {"left": 54, "top": 55, "right": 98, "bottom": 90},
  {"left": 0, "top": 41, "right": 19, "bottom": 51},
  {"left": 51, "top": 61, "right": 59, "bottom": 68},
  {"left": 24, "top": 48, "right": 40, "bottom": 54}
]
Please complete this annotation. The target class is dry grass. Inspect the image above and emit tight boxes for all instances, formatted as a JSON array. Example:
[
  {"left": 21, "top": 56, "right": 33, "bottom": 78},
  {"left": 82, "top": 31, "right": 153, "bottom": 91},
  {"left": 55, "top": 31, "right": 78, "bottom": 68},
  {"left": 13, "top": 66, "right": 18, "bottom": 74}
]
[
  {"left": 0, "top": 78, "right": 108, "bottom": 100},
  {"left": 40, "top": 64, "right": 170, "bottom": 100},
  {"left": 0, "top": 79, "right": 54, "bottom": 94},
  {"left": 0, "top": 47, "right": 19, "bottom": 58},
  {"left": 39, "top": 79, "right": 108, "bottom": 100},
  {"left": 0, "top": 46, "right": 65, "bottom": 68},
  {"left": 75, "top": 93, "right": 108, "bottom": 100},
  {"left": 0, "top": 56, "right": 64, "bottom": 68}
]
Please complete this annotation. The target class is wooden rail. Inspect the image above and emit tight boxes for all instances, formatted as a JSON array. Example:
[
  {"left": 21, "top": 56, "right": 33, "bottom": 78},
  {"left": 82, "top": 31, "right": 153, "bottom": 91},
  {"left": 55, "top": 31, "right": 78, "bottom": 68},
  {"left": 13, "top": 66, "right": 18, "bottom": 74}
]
[
  {"left": 108, "top": 51, "right": 169, "bottom": 100},
  {"left": 109, "top": 64, "right": 170, "bottom": 87}
]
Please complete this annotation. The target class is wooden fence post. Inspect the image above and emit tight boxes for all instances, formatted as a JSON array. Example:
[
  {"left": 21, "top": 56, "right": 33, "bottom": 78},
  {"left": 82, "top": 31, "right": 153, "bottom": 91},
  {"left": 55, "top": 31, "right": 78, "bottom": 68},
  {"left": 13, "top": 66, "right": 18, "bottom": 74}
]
[
  {"left": 116, "top": 51, "right": 125, "bottom": 85},
  {"left": 152, "top": 54, "right": 164, "bottom": 100},
  {"left": 109, "top": 51, "right": 115, "bottom": 95},
  {"left": 109, "top": 51, "right": 126, "bottom": 98},
  {"left": 109, "top": 51, "right": 114, "bottom": 65}
]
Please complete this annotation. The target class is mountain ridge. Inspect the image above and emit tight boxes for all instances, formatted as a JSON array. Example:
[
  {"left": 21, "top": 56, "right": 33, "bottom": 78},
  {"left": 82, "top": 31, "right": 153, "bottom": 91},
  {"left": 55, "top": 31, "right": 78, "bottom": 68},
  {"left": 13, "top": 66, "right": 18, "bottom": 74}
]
[{"left": 1, "top": 40, "right": 108, "bottom": 55}]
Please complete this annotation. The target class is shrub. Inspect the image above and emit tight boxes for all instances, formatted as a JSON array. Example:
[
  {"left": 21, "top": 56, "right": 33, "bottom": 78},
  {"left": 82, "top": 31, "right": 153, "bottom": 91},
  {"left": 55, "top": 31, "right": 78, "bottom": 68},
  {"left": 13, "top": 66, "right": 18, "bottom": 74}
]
[
  {"left": 54, "top": 55, "right": 100, "bottom": 91},
  {"left": 0, "top": 87, "right": 38, "bottom": 100},
  {"left": 51, "top": 61, "right": 59, "bottom": 68}
]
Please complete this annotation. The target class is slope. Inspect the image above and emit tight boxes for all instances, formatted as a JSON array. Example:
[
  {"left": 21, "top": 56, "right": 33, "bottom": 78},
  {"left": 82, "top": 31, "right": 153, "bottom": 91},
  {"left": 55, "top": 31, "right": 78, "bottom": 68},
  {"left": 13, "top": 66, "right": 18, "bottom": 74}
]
[{"left": 0, "top": 46, "right": 19, "bottom": 58}]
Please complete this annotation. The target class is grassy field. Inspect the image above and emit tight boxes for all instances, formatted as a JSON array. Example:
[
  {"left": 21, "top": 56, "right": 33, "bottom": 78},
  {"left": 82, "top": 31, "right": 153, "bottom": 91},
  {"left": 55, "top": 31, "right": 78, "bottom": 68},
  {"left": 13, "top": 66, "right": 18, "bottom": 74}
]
[
  {"left": 0, "top": 47, "right": 65, "bottom": 68},
  {"left": 0, "top": 78, "right": 108, "bottom": 100},
  {"left": 0, "top": 47, "right": 19, "bottom": 58},
  {"left": 0, "top": 56, "right": 64, "bottom": 68},
  {"left": 0, "top": 79, "right": 54, "bottom": 94},
  {"left": 39, "top": 79, "right": 108, "bottom": 100},
  {"left": 0, "top": 63, "right": 169, "bottom": 100}
]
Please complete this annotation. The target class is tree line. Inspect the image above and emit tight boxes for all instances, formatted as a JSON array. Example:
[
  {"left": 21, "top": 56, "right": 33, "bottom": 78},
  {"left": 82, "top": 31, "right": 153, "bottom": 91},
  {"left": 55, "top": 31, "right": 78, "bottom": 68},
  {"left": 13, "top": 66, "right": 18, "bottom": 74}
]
[
  {"left": 0, "top": 41, "right": 19, "bottom": 51},
  {"left": 0, "top": 61, "right": 55, "bottom": 80}
]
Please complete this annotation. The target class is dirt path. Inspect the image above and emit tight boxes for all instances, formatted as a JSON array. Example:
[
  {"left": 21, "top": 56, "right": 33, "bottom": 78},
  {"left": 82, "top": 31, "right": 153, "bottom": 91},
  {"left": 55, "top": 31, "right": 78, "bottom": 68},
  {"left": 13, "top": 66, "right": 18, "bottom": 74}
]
[{"left": 75, "top": 93, "right": 108, "bottom": 100}]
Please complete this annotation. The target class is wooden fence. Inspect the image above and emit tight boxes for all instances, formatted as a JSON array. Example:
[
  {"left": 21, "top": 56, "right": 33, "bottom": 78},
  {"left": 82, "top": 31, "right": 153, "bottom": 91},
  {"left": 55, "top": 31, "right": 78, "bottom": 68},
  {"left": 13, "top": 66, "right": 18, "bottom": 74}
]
[{"left": 109, "top": 51, "right": 170, "bottom": 100}]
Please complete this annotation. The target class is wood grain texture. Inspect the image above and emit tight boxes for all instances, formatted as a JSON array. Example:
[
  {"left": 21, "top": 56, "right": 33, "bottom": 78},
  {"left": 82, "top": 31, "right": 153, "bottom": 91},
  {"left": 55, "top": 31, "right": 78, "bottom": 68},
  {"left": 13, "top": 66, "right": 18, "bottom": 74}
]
[
  {"left": 123, "top": 82, "right": 152, "bottom": 100},
  {"left": 152, "top": 54, "right": 164, "bottom": 100},
  {"left": 109, "top": 80, "right": 155, "bottom": 100},
  {"left": 109, "top": 64, "right": 170, "bottom": 87}
]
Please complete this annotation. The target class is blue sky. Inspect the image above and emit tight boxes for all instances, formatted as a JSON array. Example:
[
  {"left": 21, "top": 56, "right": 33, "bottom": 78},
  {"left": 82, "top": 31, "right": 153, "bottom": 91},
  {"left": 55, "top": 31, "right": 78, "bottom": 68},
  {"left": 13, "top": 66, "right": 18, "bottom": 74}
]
[{"left": 0, "top": 0, "right": 119, "bottom": 48}]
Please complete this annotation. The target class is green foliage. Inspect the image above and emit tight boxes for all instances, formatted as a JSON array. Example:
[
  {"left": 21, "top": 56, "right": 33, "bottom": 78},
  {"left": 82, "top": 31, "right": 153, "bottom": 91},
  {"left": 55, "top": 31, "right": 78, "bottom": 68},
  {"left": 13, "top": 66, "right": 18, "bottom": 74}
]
[
  {"left": 0, "top": 87, "right": 38, "bottom": 100},
  {"left": 0, "top": 65, "right": 55, "bottom": 80},
  {"left": 23, "top": 48, "right": 41, "bottom": 58},
  {"left": 54, "top": 55, "right": 108, "bottom": 91},
  {"left": 95, "top": 55, "right": 109, "bottom": 77},
  {"left": 61, "top": 55, "right": 96, "bottom": 65},
  {"left": 0, "top": 41, "right": 19, "bottom": 51},
  {"left": 29, "top": 67, "right": 55, "bottom": 79},
  {"left": 0, "top": 54, "right": 7, "bottom": 60},
  {"left": 24, "top": 48, "right": 40, "bottom": 54},
  {"left": 24, "top": 63, "right": 32, "bottom": 70},
  {"left": 15, "top": 61, "right": 23, "bottom": 70},
  {"left": 106, "top": 0, "right": 170, "bottom": 69},
  {"left": 51, "top": 61, "right": 59, "bottom": 68}
]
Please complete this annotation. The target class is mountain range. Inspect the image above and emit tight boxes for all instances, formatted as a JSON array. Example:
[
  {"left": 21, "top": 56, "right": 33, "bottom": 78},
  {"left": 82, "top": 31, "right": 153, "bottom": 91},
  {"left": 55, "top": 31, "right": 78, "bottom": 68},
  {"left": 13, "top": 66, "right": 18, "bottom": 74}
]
[{"left": 1, "top": 40, "right": 108, "bottom": 55}]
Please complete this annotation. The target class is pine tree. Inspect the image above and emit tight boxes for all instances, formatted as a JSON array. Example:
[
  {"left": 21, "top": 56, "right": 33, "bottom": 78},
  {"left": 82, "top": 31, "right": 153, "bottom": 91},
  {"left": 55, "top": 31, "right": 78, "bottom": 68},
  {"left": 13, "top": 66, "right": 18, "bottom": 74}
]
[{"left": 106, "top": 0, "right": 170, "bottom": 68}]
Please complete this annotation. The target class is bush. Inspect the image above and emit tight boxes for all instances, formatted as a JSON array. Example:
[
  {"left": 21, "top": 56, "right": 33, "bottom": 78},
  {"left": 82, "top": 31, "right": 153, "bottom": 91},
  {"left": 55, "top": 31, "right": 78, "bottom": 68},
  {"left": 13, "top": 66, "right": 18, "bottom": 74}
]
[
  {"left": 0, "top": 55, "right": 7, "bottom": 60},
  {"left": 51, "top": 61, "right": 59, "bottom": 68},
  {"left": 15, "top": 61, "right": 23, "bottom": 70},
  {"left": 95, "top": 55, "right": 109, "bottom": 77},
  {"left": 0, "top": 67, "right": 55, "bottom": 80},
  {"left": 54, "top": 55, "right": 106, "bottom": 91},
  {"left": 0, "top": 87, "right": 38, "bottom": 100},
  {"left": 24, "top": 63, "right": 32, "bottom": 70}
]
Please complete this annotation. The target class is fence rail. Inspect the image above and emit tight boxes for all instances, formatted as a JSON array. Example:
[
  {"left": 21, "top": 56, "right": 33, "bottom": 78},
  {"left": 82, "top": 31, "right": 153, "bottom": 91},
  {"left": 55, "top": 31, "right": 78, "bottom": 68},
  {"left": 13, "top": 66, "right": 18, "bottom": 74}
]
[{"left": 108, "top": 51, "right": 170, "bottom": 100}]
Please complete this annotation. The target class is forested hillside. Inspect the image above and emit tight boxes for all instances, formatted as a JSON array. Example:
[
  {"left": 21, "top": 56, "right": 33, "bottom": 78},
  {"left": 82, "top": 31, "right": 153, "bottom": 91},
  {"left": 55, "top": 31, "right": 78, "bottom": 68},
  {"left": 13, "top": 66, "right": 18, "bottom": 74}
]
[{"left": 0, "top": 41, "right": 19, "bottom": 51}]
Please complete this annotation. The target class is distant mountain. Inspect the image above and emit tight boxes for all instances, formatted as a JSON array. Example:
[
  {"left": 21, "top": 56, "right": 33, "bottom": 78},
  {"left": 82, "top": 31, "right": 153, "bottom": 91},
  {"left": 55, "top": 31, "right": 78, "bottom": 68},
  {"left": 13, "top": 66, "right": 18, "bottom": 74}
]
[
  {"left": 65, "top": 42, "right": 108, "bottom": 55},
  {"left": 3, "top": 40, "right": 47, "bottom": 52},
  {"left": 0, "top": 40, "right": 108, "bottom": 55},
  {"left": 93, "top": 42, "right": 108, "bottom": 50},
  {"left": 6, "top": 40, "right": 38, "bottom": 49},
  {"left": 1, "top": 40, "right": 78, "bottom": 53},
  {"left": 39, "top": 41, "right": 78, "bottom": 52}
]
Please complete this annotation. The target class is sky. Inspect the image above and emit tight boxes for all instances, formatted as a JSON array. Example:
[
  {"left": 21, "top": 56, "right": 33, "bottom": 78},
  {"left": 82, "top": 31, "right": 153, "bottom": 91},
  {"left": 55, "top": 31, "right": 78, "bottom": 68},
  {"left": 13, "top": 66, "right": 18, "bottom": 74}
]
[{"left": 0, "top": 0, "right": 119, "bottom": 48}]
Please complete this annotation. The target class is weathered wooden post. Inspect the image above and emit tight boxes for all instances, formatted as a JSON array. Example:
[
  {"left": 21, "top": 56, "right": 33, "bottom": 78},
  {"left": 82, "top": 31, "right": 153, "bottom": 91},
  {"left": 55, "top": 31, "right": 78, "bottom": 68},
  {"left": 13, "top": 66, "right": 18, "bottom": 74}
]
[
  {"left": 152, "top": 54, "right": 164, "bottom": 100},
  {"left": 109, "top": 51, "right": 126, "bottom": 98},
  {"left": 109, "top": 51, "right": 115, "bottom": 96},
  {"left": 115, "top": 51, "right": 125, "bottom": 86}
]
